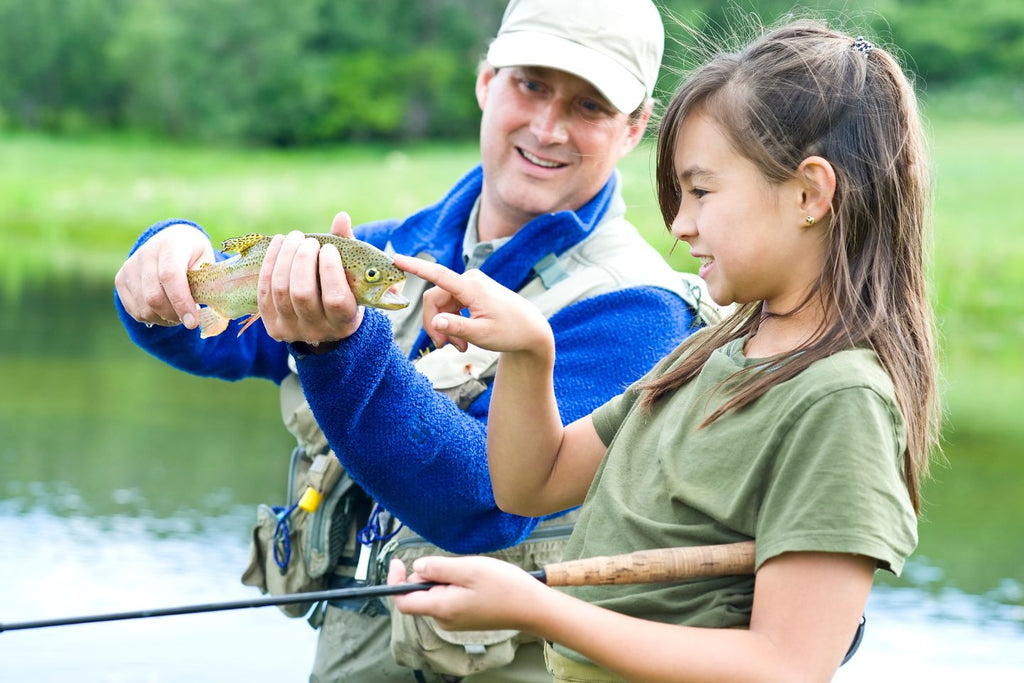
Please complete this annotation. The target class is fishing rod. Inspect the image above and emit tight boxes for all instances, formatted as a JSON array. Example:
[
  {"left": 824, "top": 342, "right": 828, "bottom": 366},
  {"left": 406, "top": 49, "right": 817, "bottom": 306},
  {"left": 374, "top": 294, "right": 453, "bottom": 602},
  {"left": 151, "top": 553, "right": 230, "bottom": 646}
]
[{"left": 0, "top": 541, "right": 755, "bottom": 633}]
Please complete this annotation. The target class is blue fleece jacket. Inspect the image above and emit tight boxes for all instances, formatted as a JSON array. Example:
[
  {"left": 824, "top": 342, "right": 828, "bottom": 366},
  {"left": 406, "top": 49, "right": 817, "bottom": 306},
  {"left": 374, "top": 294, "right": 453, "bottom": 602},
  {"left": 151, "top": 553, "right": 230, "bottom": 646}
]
[{"left": 115, "top": 165, "right": 696, "bottom": 553}]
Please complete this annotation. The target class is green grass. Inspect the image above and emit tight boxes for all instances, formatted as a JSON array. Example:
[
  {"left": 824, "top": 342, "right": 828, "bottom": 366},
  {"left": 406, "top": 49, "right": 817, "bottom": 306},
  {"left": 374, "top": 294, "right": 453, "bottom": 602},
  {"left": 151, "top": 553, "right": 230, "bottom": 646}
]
[
  {"left": 2, "top": 104, "right": 1022, "bottom": 445},
  {"left": 920, "top": 117, "right": 1024, "bottom": 444},
  {"left": 0, "top": 135, "right": 483, "bottom": 294}
]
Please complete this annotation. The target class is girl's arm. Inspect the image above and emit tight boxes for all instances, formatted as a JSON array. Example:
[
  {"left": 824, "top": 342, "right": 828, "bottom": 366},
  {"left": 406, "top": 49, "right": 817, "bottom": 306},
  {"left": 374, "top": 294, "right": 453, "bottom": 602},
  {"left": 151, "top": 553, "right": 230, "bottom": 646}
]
[
  {"left": 296, "top": 285, "right": 696, "bottom": 553},
  {"left": 394, "top": 255, "right": 608, "bottom": 516},
  {"left": 389, "top": 551, "right": 874, "bottom": 682}
]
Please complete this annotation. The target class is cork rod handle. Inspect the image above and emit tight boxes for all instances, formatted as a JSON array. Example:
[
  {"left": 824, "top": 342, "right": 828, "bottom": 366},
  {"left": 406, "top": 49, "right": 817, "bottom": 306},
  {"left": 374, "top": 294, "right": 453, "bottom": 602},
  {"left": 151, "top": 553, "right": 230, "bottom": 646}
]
[{"left": 542, "top": 541, "right": 756, "bottom": 587}]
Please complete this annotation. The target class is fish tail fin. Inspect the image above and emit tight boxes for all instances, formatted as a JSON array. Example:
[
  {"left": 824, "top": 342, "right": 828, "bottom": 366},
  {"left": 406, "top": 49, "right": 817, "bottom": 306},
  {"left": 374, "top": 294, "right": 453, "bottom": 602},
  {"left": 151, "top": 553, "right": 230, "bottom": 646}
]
[
  {"left": 221, "top": 233, "right": 267, "bottom": 255},
  {"left": 236, "top": 313, "right": 262, "bottom": 337},
  {"left": 197, "top": 307, "right": 230, "bottom": 338}
]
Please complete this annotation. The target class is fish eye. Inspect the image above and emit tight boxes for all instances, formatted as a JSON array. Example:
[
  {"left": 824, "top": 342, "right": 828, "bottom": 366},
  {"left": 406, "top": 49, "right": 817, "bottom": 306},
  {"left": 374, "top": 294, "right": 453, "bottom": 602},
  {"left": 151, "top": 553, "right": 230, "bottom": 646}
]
[{"left": 365, "top": 267, "right": 381, "bottom": 282}]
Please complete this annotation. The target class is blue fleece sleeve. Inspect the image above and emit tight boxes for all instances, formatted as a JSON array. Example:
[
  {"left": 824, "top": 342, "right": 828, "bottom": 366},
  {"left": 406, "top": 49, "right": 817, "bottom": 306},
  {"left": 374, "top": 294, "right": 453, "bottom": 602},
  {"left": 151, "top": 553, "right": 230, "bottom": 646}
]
[
  {"left": 295, "top": 286, "right": 696, "bottom": 554},
  {"left": 113, "top": 219, "right": 290, "bottom": 383}
]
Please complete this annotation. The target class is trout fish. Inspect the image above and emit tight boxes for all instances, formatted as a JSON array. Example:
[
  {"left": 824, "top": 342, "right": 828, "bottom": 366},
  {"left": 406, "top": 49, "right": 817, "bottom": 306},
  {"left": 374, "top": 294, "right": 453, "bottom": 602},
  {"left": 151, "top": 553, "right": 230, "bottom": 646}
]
[{"left": 187, "top": 232, "right": 408, "bottom": 338}]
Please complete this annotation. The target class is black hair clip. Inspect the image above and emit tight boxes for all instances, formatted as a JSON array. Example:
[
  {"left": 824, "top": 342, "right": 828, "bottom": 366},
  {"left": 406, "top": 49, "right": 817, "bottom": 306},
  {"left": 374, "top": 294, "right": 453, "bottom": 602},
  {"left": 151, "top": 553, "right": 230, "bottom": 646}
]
[{"left": 852, "top": 36, "right": 874, "bottom": 55}]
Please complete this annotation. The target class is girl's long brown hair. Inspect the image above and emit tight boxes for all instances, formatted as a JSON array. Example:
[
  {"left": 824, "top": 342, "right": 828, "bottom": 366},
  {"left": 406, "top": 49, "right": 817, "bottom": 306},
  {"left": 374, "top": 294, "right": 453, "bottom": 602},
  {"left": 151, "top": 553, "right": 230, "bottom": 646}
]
[{"left": 644, "top": 21, "right": 940, "bottom": 513}]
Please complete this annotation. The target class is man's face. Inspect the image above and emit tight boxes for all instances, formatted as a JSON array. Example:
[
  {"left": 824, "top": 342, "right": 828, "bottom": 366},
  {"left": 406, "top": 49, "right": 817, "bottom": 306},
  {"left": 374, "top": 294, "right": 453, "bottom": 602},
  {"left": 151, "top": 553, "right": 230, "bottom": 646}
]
[{"left": 475, "top": 65, "right": 648, "bottom": 237}]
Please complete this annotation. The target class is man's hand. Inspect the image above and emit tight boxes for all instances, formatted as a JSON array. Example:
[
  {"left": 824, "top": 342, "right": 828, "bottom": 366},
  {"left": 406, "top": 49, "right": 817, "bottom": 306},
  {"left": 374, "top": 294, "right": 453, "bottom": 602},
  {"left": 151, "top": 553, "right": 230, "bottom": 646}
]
[
  {"left": 257, "top": 212, "right": 364, "bottom": 346},
  {"left": 114, "top": 223, "right": 213, "bottom": 330}
]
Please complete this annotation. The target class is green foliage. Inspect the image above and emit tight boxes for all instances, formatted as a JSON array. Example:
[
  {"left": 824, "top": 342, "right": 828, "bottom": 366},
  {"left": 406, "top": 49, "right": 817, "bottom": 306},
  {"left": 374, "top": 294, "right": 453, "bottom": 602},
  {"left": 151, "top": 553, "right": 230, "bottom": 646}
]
[
  {"left": 871, "top": 0, "right": 1024, "bottom": 84},
  {"left": 0, "top": 0, "right": 1021, "bottom": 145},
  {"left": 0, "top": 0, "right": 126, "bottom": 132},
  {"left": 106, "top": 0, "right": 328, "bottom": 144}
]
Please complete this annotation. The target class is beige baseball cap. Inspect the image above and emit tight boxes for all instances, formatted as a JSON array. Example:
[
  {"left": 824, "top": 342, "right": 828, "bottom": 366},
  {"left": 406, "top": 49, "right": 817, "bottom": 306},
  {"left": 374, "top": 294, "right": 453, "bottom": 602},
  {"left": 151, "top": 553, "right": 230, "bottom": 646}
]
[{"left": 486, "top": 0, "right": 665, "bottom": 113}]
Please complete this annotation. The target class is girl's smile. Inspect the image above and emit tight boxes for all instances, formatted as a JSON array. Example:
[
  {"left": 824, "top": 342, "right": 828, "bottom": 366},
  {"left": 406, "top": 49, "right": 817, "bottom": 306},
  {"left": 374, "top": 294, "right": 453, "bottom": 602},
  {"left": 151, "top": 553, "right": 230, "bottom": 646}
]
[{"left": 694, "top": 254, "right": 715, "bottom": 280}]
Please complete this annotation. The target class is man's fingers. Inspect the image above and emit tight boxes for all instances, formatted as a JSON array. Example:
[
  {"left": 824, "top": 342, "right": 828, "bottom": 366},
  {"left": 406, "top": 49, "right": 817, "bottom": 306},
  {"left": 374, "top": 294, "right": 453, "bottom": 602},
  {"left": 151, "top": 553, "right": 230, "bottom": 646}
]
[
  {"left": 269, "top": 232, "right": 304, "bottom": 319},
  {"left": 288, "top": 237, "right": 327, "bottom": 319},
  {"left": 157, "top": 245, "right": 200, "bottom": 328},
  {"left": 330, "top": 211, "right": 354, "bottom": 238},
  {"left": 137, "top": 256, "right": 180, "bottom": 324},
  {"left": 258, "top": 233, "right": 284, "bottom": 304},
  {"left": 318, "top": 242, "right": 360, "bottom": 328}
]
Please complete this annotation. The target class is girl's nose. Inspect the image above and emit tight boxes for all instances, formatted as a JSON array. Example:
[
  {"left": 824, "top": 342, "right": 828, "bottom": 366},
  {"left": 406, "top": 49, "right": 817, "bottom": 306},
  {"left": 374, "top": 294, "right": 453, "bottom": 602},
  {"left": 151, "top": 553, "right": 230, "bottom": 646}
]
[
  {"left": 670, "top": 208, "right": 696, "bottom": 241},
  {"left": 531, "top": 101, "right": 569, "bottom": 145}
]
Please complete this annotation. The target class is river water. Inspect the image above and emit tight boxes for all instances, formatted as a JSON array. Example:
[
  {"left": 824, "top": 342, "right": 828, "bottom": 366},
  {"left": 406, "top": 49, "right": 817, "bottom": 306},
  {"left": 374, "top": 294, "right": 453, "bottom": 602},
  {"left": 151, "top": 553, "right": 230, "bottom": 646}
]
[{"left": 1, "top": 283, "right": 1021, "bottom": 681}]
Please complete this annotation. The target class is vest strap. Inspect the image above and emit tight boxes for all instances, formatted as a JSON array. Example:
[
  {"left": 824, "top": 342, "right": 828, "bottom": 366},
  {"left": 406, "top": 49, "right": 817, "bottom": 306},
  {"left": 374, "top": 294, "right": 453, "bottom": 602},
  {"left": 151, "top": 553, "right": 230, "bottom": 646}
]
[{"left": 533, "top": 253, "right": 570, "bottom": 289}]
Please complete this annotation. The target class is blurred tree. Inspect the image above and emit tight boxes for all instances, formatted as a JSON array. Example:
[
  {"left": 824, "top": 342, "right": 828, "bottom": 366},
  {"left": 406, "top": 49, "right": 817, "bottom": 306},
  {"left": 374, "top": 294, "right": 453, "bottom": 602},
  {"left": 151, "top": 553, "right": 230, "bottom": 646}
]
[
  {"left": 0, "top": 0, "right": 1018, "bottom": 145},
  {"left": 871, "top": 0, "right": 1024, "bottom": 84},
  {"left": 107, "top": 0, "right": 325, "bottom": 144},
  {"left": 0, "top": 0, "right": 125, "bottom": 132}
]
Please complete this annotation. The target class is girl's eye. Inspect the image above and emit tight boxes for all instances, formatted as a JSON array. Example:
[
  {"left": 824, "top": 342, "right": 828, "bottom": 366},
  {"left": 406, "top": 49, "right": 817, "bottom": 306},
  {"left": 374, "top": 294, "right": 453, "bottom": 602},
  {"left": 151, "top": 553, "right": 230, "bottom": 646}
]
[{"left": 689, "top": 188, "right": 709, "bottom": 199}]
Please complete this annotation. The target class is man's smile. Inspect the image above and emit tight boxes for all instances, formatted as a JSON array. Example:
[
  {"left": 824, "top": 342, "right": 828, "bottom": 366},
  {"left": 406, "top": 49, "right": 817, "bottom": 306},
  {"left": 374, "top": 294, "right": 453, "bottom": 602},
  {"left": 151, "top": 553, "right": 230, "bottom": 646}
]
[{"left": 518, "top": 147, "right": 568, "bottom": 168}]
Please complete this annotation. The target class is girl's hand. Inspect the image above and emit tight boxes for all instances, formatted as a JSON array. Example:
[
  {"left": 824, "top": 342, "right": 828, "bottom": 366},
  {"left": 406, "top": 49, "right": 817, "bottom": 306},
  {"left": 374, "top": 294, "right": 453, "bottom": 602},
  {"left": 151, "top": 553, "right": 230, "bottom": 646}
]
[
  {"left": 392, "top": 255, "right": 553, "bottom": 356},
  {"left": 387, "top": 556, "right": 549, "bottom": 633}
]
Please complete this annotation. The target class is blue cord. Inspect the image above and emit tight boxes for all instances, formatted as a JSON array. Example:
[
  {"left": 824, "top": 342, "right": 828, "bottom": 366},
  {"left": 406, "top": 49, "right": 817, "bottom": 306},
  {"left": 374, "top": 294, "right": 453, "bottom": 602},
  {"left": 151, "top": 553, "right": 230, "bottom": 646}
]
[
  {"left": 272, "top": 502, "right": 299, "bottom": 570},
  {"left": 274, "top": 501, "right": 403, "bottom": 572},
  {"left": 357, "top": 503, "right": 403, "bottom": 546}
]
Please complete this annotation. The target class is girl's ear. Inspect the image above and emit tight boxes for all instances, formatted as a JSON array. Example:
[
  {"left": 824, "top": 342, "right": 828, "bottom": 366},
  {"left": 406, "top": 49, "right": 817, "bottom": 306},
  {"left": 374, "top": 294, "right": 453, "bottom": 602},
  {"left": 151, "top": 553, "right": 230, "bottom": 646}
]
[{"left": 797, "top": 156, "right": 837, "bottom": 225}]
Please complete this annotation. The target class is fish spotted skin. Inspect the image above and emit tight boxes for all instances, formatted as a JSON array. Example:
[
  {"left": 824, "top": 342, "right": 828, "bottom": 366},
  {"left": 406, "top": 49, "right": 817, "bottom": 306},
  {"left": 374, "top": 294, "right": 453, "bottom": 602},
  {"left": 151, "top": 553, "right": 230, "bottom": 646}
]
[{"left": 186, "top": 232, "right": 408, "bottom": 338}]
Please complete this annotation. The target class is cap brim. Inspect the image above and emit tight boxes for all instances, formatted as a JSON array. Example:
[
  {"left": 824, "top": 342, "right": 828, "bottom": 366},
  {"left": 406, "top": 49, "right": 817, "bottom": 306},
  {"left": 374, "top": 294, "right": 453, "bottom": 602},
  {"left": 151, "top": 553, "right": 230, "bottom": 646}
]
[{"left": 487, "top": 32, "right": 646, "bottom": 113}]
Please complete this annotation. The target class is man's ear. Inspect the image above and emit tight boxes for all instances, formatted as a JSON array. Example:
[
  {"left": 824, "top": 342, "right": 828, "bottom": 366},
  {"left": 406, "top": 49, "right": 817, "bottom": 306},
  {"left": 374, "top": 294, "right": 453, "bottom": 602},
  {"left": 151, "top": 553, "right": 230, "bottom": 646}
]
[
  {"left": 797, "top": 155, "right": 837, "bottom": 224},
  {"left": 621, "top": 102, "right": 653, "bottom": 155},
  {"left": 475, "top": 63, "right": 496, "bottom": 111}
]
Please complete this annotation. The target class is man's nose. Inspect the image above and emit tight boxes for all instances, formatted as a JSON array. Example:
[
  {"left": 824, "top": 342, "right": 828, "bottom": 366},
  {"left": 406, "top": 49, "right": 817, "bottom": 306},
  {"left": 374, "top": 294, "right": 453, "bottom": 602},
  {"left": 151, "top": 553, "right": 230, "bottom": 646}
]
[{"left": 530, "top": 101, "right": 569, "bottom": 145}]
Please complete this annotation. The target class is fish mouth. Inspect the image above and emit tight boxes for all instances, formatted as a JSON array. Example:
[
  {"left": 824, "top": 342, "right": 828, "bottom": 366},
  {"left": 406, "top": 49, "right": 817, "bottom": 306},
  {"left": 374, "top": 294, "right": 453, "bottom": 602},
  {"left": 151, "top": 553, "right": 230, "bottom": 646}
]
[{"left": 368, "top": 279, "right": 410, "bottom": 310}]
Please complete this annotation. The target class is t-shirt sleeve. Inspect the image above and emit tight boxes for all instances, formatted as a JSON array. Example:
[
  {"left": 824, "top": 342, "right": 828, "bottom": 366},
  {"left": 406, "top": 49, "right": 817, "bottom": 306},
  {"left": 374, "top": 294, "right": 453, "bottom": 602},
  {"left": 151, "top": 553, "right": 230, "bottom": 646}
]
[
  {"left": 754, "top": 386, "right": 918, "bottom": 575},
  {"left": 591, "top": 390, "right": 633, "bottom": 447},
  {"left": 591, "top": 339, "right": 694, "bottom": 446}
]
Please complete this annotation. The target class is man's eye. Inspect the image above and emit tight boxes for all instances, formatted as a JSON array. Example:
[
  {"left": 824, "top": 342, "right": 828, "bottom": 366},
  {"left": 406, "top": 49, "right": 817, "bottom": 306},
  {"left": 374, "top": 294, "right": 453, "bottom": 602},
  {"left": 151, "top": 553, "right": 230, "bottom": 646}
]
[
  {"left": 519, "top": 78, "right": 542, "bottom": 92},
  {"left": 579, "top": 99, "right": 609, "bottom": 116}
]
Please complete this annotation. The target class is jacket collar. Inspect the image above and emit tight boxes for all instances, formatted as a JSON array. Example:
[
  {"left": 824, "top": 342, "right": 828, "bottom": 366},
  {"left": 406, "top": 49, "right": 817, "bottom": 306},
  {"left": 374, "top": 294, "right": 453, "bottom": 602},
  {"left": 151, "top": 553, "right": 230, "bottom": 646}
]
[{"left": 389, "top": 164, "right": 623, "bottom": 292}]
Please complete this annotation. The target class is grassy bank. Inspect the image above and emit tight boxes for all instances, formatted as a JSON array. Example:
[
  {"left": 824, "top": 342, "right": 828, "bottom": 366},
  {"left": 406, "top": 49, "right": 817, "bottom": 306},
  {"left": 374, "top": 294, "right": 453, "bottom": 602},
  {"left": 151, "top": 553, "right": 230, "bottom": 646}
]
[{"left": 2, "top": 109, "right": 1022, "bottom": 445}]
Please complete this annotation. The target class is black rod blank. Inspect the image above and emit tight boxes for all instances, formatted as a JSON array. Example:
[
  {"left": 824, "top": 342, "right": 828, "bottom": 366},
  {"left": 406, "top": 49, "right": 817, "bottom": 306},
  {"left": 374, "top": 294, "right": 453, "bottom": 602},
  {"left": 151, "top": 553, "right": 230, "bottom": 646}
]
[{"left": 1, "top": 570, "right": 548, "bottom": 633}]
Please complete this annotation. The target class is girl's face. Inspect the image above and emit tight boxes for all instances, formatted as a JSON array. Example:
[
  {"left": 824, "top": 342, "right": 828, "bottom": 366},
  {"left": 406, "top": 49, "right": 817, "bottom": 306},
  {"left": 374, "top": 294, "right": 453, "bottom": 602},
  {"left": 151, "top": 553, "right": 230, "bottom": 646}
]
[{"left": 669, "top": 111, "right": 825, "bottom": 313}]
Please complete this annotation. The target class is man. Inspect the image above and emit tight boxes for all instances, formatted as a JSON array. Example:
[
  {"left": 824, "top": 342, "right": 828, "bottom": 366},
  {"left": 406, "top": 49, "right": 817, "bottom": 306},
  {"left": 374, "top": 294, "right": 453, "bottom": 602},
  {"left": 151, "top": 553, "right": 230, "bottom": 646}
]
[{"left": 115, "top": 0, "right": 716, "bottom": 679}]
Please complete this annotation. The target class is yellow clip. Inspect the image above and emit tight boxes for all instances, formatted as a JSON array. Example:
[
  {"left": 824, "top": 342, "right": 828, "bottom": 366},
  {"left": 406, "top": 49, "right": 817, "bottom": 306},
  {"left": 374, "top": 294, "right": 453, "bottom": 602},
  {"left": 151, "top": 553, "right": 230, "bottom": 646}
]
[{"left": 298, "top": 486, "right": 323, "bottom": 513}]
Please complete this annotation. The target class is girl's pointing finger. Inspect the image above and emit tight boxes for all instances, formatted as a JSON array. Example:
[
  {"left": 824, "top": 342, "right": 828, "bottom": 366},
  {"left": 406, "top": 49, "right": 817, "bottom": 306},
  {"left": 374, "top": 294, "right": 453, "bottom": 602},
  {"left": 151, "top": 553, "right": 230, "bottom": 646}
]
[{"left": 393, "top": 254, "right": 467, "bottom": 295}]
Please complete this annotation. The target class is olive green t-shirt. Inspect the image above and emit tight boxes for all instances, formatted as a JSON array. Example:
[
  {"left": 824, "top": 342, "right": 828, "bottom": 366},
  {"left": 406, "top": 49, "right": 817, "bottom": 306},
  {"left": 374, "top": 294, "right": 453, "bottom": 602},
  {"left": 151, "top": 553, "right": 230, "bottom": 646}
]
[{"left": 560, "top": 337, "right": 917, "bottom": 636}]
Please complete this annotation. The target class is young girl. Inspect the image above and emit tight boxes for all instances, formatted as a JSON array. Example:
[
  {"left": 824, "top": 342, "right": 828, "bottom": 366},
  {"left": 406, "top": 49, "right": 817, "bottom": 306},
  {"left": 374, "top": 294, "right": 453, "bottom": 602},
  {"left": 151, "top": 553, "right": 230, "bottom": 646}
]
[{"left": 389, "top": 20, "right": 939, "bottom": 682}]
